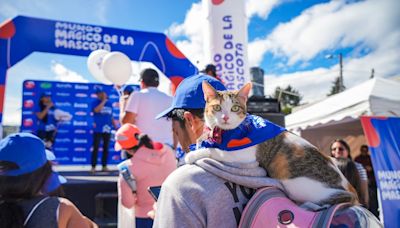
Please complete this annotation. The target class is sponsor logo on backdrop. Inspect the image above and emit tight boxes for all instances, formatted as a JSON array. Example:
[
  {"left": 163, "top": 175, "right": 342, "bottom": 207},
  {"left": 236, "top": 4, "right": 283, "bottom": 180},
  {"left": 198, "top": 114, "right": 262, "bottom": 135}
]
[
  {"left": 73, "top": 121, "right": 88, "bottom": 126},
  {"left": 73, "top": 139, "right": 88, "bottom": 144},
  {"left": 54, "top": 148, "right": 69, "bottom": 152},
  {"left": 40, "top": 82, "right": 52, "bottom": 89},
  {"left": 74, "top": 147, "right": 86, "bottom": 152},
  {"left": 75, "top": 111, "right": 88, "bottom": 116},
  {"left": 23, "top": 118, "right": 33, "bottom": 127},
  {"left": 56, "top": 92, "right": 71, "bottom": 97},
  {"left": 56, "top": 83, "right": 73, "bottom": 89},
  {"left": 75, "top": 85, "right": 89, "bottom": 90},
  {"left": 24, "top": 81, "right": 36, "bottom": 89},
  {"left": 75, "top": 93, "right": 88, "bottom": 98},
  {"left": 72, "top": 157, "right": 87, "bottom": 162},
  {"left": 22, "top": 111, "right": 34, "bottom": 115},
  {"left": 57, "top": 129, "right": 69, "bottom": 134},
  {"left": 74, "top": 129, "right": 87, "bottom": 134},
  {"left": 109, "top": 94, "right": 118, "bottom": 99},
  {"left": 112, "top": 102, "right": 119, "bottom": 108},
  {"left": 55, "top": 138, "right": 72, "bottom": 143},
  {"left": 90, "top": 93, "right": 97, "bottom": 98},
  {"left": 24, "top": 100, "right": 34, "bottom": 108},
  {"left": 55, "top": 156, "right": 70, "bottom": 161},
  {"left": 23, "top": 91, "right": 35, "bottom": 96},
  {"left": 74, "top": 103, "right": 88, "bottom": 108},
  {"left": 55, "top": 102, "right": 72, "bottom": 107}
]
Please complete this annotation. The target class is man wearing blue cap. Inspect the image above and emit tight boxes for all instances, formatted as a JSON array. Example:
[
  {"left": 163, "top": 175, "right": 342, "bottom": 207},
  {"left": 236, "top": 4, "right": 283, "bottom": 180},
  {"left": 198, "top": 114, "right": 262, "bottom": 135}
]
[{"left": 153, "top": 74, "right": 279, "bottom": 228}]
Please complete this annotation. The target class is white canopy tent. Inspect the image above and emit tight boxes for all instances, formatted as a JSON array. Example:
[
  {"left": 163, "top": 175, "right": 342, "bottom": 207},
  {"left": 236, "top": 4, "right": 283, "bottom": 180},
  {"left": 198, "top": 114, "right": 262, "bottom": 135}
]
[{"left": 286, "top": 77, "right": 400, "bottom": 157}]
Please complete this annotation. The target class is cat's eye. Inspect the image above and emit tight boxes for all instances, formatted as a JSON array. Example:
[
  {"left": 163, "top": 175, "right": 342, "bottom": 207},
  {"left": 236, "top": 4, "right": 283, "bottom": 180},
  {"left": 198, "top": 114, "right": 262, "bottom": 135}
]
[
  {"left": 231, "top": 105, "right": 240, "bottom": 112},
  {"left": 213, "top": 105, "right": 221, "bottom": 111}
]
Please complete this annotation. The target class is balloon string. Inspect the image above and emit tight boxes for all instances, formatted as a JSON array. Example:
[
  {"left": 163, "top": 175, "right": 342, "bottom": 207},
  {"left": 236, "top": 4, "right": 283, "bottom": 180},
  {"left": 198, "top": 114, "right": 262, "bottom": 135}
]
[{"left": 114, "top": 85, "right": 123, "bottom": 97}]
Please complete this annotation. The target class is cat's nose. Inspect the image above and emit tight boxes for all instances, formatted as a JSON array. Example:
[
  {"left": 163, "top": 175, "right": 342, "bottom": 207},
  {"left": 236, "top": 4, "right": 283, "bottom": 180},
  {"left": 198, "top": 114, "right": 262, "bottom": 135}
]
[{"left": 222, "top": 115, "right": 229, "bottom": 122}]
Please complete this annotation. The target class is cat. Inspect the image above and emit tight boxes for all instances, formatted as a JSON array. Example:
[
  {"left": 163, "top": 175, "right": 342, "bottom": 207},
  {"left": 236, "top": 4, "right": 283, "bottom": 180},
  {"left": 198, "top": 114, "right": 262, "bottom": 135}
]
[{"left": 185, "top": 81, "right": 358, "bottom": 206}]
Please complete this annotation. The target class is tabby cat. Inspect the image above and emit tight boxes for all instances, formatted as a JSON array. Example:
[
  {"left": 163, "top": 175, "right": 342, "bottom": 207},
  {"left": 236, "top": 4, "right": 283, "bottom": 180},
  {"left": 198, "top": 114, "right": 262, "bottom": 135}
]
[{"left": 185, "top": 81, "right": 357, "bottom": 206}]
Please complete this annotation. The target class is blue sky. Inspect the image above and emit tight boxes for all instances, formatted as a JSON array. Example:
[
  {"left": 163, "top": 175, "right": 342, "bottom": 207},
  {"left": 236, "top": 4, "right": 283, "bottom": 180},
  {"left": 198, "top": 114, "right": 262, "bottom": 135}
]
[{"left": 1, "top": 0, "right": 399, "bottom": 125}]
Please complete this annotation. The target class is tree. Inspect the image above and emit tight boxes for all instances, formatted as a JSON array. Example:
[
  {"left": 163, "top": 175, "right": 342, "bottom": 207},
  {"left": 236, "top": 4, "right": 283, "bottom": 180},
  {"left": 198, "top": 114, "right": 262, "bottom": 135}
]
[
  {"left": 327, "top": 76, "right": 346, "bottom": 96},
  {"left": 272, "top": 85, "right": 302, "bottom": 115}
]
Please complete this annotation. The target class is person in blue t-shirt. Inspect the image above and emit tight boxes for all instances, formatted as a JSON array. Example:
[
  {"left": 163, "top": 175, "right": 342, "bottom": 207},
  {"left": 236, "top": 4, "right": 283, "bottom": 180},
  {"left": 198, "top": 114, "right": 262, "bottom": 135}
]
[
  {"left": 91, "top": 86, "right": 117, "bottom": 173},
  {"left": 35, "top": 92, "right": 58, "bottom": 149}
]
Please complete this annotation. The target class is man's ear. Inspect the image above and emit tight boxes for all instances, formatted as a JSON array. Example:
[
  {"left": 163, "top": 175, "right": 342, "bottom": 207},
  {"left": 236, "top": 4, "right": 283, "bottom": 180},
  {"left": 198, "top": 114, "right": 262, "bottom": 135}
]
[
  {"left": 183, "top": 111, "right": 194, "bottom": 127},
  {"left": 202, "top": 81, "right": 217, "bottom": 102}
]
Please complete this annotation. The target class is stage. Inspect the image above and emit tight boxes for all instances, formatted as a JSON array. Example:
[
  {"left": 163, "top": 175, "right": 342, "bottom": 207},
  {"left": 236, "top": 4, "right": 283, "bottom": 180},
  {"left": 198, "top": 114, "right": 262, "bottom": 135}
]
[{"left": 55, "top": 165, "right": 119, "bottom": 227}]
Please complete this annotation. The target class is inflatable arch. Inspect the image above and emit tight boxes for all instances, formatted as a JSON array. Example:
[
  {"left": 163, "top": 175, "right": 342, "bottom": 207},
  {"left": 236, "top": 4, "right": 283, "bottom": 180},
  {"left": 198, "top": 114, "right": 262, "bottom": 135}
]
[{"left": 0, "top": 16, "right": 198, "bottom": 124}]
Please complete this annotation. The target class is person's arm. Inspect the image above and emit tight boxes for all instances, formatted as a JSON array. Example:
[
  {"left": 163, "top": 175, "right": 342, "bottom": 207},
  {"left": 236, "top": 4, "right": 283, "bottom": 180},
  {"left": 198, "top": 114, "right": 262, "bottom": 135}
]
[
  {"left": 93, "top": 100, "right": 107, "bottom": 113},
  {"left": 121, "top": 111, "right": 137, "bottom": 125},
  {"left": 360, "top": 179, "right": 369, "bottom": 207},
  {"left": 58, "top": 198, "right": 97, "bottom": 228},
  {"left": 120, "top": 92, "right": 139, "bottom": 124},
  {"left": 118, "top": 175, "right": 138, "bottom": 208},
  {"left": 356, "top": 163, "right": 370, "bottom": 207},
  {"left": 36, "top": 102, "right": 53, "bottom": 120}
]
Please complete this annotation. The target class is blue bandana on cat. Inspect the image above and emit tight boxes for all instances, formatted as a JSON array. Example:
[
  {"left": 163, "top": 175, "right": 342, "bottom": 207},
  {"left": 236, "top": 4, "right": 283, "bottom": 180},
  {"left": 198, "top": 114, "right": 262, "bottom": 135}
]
[{"left": 200, "top": 115, "right": 286, "bottom": 151}]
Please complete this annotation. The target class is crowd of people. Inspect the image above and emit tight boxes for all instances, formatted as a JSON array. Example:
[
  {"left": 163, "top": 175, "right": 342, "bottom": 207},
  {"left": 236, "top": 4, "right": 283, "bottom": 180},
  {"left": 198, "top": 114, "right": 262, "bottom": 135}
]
[{"left": 0, "top": 64, "right": 382, "bottom": 227}]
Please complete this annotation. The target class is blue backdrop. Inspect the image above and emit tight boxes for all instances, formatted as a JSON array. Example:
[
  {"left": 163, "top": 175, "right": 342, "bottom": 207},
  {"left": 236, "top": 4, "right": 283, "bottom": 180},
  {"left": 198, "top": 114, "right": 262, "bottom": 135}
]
[
  {"left": 361, "top": 116, "right": 400, "bottom": 227},
  {"left": 20, "top": 80, "right": 139, "bottom": 165}
]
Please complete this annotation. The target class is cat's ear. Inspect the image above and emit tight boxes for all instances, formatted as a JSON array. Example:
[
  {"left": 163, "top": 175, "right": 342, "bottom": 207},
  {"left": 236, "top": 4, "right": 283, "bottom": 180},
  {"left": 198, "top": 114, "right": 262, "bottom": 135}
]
[
  {"left": 238, "top": 82, "right": 252, "bottom": 102},
  {"left": 202, "top": 81, "right": 217, "bottom": 101}
]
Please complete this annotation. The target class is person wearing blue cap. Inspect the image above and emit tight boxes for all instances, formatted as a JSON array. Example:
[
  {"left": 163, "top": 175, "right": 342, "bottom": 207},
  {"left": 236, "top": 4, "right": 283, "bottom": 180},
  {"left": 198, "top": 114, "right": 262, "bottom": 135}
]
[
  {"left": 91, "top": 85, "right": 117, "bottom": 173},
  {"left": 153, "top": 74, "right": 280, "bottom": 228},
  {"left": 35, "top": 92, "right": 58, "bottom": 149},
  {"left": 0, "top": 133, "right": 96, "bottom": 228}
]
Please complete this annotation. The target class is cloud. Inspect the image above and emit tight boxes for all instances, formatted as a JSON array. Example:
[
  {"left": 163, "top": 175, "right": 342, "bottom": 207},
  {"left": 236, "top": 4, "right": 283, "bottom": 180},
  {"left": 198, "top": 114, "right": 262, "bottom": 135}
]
[
  {"left": 252, "top": 0, "right": 400, "bottom": 66},
  {"left": 165, "top": 2, "right": 206, "bottom": 68},
  {"left": 246, "top": 0, "right": 282, "bottom": 19},
  {"left": 258, "top": 0, "right": 400, "bottom": 103},
  {"left": 95, "top": 0, "right": 108, "bottom": 24},
  {"left": 51, "top": 62, "right": 89, "bottom": 83}
]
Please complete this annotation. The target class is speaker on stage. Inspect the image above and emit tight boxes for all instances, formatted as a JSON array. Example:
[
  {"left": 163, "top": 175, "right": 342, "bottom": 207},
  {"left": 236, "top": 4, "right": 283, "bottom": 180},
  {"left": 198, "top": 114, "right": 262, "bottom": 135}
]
[{"left": 247, "top": 96, "right": 285, "bottom": 127}]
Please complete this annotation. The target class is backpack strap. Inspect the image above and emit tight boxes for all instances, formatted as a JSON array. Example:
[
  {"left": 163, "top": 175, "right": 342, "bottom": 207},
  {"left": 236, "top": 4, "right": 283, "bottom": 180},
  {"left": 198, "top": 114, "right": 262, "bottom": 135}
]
[
  {"left": 312, "top": 203, "right": 351, "bottom": 228},
  {"left": 24, "top": 196, "right": 50, "bottom": 226}
]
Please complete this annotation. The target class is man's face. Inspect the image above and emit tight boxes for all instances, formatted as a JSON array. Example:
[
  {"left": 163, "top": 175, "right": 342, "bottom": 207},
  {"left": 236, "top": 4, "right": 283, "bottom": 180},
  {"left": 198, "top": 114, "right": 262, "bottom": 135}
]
[{"left": 172, "top": 120, "right": 193, "bottom": 153}]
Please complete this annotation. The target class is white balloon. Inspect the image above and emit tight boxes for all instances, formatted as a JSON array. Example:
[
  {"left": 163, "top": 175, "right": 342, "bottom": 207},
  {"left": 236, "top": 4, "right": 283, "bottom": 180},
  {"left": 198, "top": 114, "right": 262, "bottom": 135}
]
[
  {"left": 102, "top": 52, "right": 132, "bottom": 86},
  {"left": 87, "top": 49, "right": 113, "bottom": 85}
]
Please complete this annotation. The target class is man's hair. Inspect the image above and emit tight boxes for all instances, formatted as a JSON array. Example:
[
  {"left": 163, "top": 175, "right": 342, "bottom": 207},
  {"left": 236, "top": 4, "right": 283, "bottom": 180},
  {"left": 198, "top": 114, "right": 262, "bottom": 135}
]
[
  {"left": 140, "top": 68, "right": 159, "bottom": 87},
  {"left": 169, "top": 108, "right": 204, "bottom": 128}
]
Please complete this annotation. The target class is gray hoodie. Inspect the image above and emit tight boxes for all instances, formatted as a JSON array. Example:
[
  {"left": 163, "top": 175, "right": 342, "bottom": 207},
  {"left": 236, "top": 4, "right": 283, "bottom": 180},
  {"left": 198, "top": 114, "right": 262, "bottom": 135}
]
[{"left": 153, "top": 158, "right": 280, "bottom": 228}]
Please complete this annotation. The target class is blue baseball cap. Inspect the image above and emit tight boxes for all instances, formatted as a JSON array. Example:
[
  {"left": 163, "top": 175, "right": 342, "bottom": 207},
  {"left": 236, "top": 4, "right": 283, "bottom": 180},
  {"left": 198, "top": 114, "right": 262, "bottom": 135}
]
[
  {"left": 0, "top": 133, "right": 54, "bottom": 176},
  {"left": 156, "top": 74, "right": 226, "bottom": 119},
  {"left": 123, "top": 85, "right": 134, "bottom": 93}
]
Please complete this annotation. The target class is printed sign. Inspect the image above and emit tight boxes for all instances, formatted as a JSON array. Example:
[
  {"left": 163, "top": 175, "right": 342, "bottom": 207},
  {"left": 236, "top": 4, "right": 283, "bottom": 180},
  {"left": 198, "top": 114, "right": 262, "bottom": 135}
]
[
  {"left": 21, "top": 80, "right": 139, "bottom": 165},
  {"left": 361, "top": 116, "right": 400, "bottom": 226}
]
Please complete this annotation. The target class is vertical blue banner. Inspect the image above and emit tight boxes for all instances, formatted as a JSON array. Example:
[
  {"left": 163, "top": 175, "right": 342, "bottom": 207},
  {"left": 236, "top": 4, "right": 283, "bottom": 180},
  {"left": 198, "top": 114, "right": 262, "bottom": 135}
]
[
  {"left": 21, "top": 80, "right": 139, "bottom": 165},
  {"left": 361, "top": 116, "right": 400, "bottom": 227}
]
